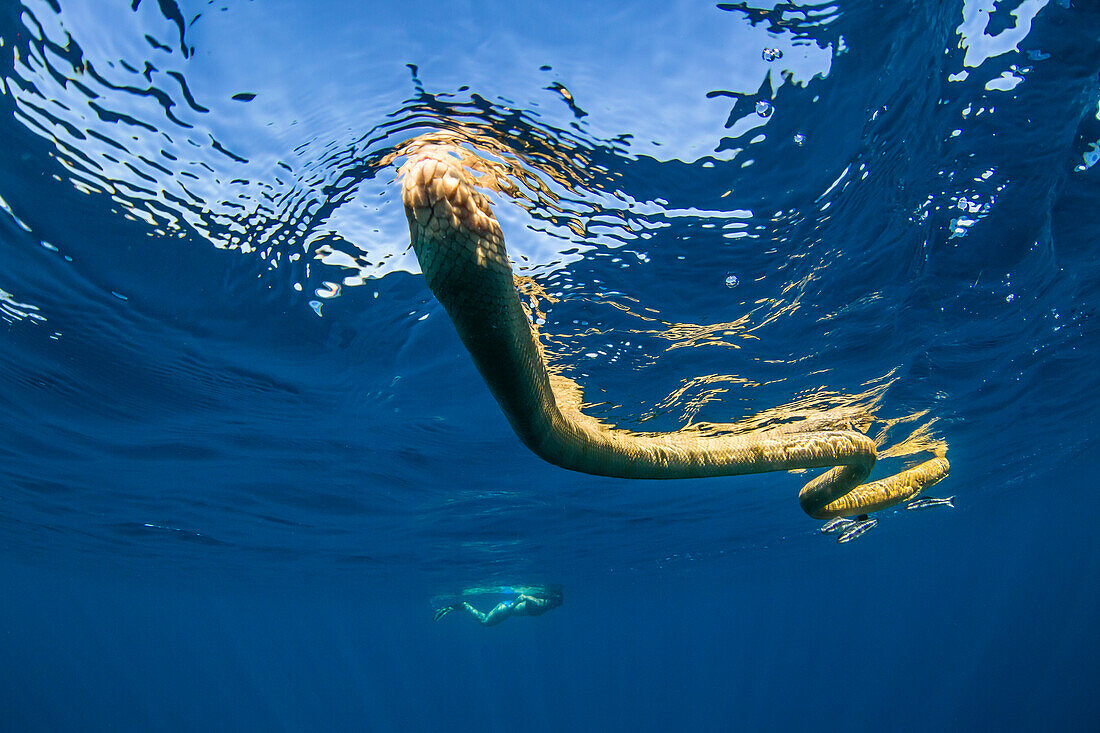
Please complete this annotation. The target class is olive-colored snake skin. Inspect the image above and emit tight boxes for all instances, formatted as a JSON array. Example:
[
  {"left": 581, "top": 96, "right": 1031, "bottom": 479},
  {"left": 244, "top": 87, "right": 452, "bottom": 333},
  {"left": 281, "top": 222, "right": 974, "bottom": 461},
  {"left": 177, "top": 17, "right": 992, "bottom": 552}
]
[{"left": 400, "top": 145, "right": 948, "bottom": 519}]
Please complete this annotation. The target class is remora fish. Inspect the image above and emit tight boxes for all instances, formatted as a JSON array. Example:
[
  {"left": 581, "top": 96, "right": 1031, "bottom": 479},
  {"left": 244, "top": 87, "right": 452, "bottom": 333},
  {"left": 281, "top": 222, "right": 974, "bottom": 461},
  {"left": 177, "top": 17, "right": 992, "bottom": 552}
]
[
  {"left": 905, "top": 496, "right": 955, "bottom": 511},
  {"left": 820, "top": 517, "right": 856, "bottom": 534},
  {"left": 837, "top": 517, "right": 877, "bottom": 544}
]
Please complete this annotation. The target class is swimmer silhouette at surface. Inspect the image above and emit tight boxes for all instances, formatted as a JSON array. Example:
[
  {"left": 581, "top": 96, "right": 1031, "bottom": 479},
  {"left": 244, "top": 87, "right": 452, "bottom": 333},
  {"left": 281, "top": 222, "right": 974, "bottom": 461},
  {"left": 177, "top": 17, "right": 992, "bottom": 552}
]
[{"left": 434, "top": 586, "right": 563, "bottom": 626}]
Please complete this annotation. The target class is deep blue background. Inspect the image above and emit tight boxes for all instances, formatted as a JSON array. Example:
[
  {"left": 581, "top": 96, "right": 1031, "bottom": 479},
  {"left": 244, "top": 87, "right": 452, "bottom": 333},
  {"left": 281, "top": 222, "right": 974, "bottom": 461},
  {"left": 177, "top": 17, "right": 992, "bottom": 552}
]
[
  {"left": 2, "top": 1, "right": 1099, "bottom": 730},
  {"left": 4, "top": 454, "right": 1099, "bottom": 731}
]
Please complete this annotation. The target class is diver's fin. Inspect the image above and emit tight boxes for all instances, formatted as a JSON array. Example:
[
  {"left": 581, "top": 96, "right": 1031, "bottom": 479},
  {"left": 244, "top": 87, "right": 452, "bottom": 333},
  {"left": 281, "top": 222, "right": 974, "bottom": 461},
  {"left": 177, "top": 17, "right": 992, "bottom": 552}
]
[{"left": 433, "top": 606, "right": 454, "bottom": 621}]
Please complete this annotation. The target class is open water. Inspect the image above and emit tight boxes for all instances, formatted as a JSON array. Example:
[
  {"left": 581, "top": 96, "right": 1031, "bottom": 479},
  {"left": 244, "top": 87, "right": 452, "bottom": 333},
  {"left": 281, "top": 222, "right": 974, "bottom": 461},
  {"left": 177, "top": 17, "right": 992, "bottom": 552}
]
[{"left": 2, "top": 0, "right": 1099, "bottom": 730}]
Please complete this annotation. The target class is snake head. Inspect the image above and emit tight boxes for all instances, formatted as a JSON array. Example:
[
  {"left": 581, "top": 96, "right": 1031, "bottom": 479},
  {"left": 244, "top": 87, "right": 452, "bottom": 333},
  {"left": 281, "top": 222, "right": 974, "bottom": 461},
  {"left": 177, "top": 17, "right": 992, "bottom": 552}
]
[
  {"left": 401, "top": 146, "right": 498, "bottom": 236},
  {"left": 400, "top": 145, "right": 510, "bottom": 274}
]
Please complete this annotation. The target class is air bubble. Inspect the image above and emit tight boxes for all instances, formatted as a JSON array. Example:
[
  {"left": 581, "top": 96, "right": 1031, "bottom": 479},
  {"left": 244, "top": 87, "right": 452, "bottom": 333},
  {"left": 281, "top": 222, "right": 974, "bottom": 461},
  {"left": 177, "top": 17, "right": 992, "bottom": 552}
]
[
  {"left": 755, "top": 100, "right": 773, "bottom": 118},
  {"left": 725, "top": 274, "right": 740, "bottom": 288},
  {"left": 793, "top": 133, "right": 806, "bottom": 146},
  {"left": 762, "top": 48, "right": 783, "bottom": 62}
]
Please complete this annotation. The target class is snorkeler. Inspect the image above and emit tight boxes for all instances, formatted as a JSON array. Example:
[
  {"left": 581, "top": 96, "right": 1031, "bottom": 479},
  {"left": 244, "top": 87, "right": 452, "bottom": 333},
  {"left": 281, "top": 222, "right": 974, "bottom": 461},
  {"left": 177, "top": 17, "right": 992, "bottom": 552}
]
[{"left": 434, "top": 587, "right": 563, "bottom": 626}]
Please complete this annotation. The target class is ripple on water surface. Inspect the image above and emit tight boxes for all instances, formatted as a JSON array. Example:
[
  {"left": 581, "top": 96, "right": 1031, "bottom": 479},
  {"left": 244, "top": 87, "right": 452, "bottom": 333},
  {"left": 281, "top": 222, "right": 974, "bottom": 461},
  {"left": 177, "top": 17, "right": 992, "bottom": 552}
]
[{"left": 0, "top": 0, "right": 1098, "bottom": 578}]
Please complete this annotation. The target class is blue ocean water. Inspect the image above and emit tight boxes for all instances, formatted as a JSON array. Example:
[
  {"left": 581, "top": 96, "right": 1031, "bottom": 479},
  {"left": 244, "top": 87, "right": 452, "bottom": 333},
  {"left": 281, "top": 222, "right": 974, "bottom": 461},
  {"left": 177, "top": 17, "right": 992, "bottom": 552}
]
[{"left": 2, "top": 0, "right": 1099, "bottom": 729}]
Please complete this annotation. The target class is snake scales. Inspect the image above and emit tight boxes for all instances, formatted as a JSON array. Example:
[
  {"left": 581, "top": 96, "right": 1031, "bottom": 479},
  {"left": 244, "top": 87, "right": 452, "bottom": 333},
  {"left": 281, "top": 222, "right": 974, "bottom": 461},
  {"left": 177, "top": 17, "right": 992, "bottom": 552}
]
[{"left": 400, "top": 144, "right": 948, "bottom": 519}]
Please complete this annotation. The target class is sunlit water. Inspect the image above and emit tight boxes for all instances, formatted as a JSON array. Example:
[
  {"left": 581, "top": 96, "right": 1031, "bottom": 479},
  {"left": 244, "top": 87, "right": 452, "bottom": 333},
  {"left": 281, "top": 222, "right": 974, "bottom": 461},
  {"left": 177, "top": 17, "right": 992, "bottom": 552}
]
[{"left": 2, "top": 1, "right": 1099, "bottom": 730}]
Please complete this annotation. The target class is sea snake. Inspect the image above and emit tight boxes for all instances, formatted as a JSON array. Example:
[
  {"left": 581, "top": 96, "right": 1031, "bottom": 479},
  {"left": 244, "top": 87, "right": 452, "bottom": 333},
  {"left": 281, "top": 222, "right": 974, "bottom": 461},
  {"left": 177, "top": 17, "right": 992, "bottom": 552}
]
[{"left": 400, "top": 144, "right": 948, "bottom": 519}]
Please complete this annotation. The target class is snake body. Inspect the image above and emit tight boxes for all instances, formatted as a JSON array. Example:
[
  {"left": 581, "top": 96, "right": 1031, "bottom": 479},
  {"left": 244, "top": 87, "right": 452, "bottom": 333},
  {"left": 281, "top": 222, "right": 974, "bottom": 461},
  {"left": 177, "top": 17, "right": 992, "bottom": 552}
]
[{"left": 400, "top": 145, "right": 948, "bottom": 519}]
